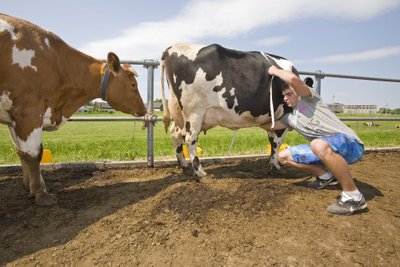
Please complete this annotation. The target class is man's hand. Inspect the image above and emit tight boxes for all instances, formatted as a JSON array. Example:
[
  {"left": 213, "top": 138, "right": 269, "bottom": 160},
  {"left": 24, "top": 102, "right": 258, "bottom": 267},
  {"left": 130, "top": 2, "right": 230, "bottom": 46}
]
[
  {"left": 267, "top": 65, "right": 279, "bottom": 76},
  {"left": 267, "top": 65, "right": 311, "bottom": 98}
]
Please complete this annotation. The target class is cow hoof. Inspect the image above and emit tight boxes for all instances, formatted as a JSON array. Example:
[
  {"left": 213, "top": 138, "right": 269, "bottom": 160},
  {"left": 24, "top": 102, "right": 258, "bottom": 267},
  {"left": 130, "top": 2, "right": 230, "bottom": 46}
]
[
  {"left": 195, "top": 169, "right": 207, "bottom": 178},
  {"left": 268, "top": 163, "right": 281, "bottom": 171},
  {"left": 35, "top": 192, "right": 58, "bottom": 206},
  {"left": 269, "top": 166, "right": 287, "bottom": 175}
]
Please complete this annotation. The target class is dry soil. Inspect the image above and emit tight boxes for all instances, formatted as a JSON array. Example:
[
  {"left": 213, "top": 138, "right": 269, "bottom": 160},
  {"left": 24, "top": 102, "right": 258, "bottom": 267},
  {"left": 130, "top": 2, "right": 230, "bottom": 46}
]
[{"left": 0, "top": 151, "right": 399, "bottom": 266}]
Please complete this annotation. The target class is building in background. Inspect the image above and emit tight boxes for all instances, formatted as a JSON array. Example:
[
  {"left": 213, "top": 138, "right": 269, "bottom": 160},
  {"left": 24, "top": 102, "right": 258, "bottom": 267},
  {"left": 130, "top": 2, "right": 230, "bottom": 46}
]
[
  {"left": 328, "top": 103, "right": 377, "bottom": 114},
  {"left": 328, "top": 103, "right": 345, "bottom": 113},
  {"left": 342, "top": 104, "right": 377, "bottom": 114}
]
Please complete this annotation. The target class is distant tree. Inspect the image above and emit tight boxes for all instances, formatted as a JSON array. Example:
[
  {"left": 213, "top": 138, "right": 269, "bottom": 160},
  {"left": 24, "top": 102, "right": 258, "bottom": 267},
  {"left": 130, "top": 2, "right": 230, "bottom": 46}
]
[{"left": 379, "top": 108, "right": 400, "bottom": 114}]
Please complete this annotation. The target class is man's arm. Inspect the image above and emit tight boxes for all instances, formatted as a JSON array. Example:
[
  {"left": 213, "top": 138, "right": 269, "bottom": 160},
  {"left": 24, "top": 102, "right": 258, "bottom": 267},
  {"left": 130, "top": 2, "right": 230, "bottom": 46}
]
[
  {"left": 270, "top": 120, "right": 289, "bottom": 131},
  {"left": 267, "top": 66, "right": 311, "bottom": 97}
]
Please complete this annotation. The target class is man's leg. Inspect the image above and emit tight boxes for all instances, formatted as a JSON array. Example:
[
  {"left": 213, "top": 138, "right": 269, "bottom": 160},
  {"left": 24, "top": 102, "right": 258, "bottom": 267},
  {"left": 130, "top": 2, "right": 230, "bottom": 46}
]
[
  {"left": 310, "top": 138, "right": 367, "bottom": 215},
  {"left": 309, "top": 139, "right": 356, "bottom": 191},
  {"left": 278, "top": 149, "right": 327, "bottom": 176}
]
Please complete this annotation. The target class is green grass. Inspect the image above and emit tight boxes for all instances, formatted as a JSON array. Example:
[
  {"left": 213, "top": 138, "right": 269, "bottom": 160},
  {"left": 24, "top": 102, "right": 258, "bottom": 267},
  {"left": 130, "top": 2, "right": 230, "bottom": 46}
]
[{"left": 1, "top": 112, "right": 399, "bottom": 164}]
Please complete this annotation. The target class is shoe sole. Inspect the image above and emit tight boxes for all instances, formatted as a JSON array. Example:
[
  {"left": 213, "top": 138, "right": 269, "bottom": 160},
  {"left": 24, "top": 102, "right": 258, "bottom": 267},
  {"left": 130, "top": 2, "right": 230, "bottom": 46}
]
[
  {"left": 328, "top": 203, "right": 368, "bottom": 215},
  {"left": 307, "top": 181, "right": 339, "bottom": 189}
]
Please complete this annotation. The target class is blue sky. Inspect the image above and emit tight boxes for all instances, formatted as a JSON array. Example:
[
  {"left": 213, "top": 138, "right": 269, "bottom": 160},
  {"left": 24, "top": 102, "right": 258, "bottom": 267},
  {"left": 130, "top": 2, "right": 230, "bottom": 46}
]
[{"left": 2, "top": 0, "right": 400, "bottom": 108}]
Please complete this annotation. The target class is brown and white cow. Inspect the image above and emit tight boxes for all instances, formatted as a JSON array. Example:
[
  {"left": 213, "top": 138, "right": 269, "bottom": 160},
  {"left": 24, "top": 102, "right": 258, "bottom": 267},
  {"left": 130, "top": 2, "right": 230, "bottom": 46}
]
[
  {"left": 161, "top": 43, "right": 297, "bottom": 179},
  {"left": 0, "top": 13, "right": 146, "bottom": 205}
]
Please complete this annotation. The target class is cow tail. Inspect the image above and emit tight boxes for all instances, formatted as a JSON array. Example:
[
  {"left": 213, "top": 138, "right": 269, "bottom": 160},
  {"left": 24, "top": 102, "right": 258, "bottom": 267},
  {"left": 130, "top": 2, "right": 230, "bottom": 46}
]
[{"left": 160, "top": 60, "right": 171, "bottom": 133}]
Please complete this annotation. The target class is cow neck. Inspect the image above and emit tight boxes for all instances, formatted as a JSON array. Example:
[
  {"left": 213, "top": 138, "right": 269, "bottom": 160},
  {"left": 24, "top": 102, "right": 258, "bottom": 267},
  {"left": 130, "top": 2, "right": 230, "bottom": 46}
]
[{"left": 100, "top": 63, "right": 111, "bottom": 101}]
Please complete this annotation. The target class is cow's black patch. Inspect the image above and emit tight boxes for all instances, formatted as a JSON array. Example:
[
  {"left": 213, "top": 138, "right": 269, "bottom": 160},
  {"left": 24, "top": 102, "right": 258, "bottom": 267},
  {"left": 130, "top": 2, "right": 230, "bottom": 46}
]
[
  {"left": 176, "top": 144, "right": 183, "bottom": 153},
  {"left": 265, "top": 52, "right": 287, "bottom": 61},
  {"left": 193, "top": 156, "right": 200, "bottom": 171},
  {"left": 185, "top": 121, "right": 191, "bottom": 134}
]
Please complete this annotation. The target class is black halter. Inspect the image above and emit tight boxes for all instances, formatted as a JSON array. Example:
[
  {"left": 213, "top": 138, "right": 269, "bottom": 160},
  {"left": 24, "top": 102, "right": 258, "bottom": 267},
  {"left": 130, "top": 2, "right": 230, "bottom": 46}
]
[{"left": 100, "top": 63, "right": 111, "bottom": 101}]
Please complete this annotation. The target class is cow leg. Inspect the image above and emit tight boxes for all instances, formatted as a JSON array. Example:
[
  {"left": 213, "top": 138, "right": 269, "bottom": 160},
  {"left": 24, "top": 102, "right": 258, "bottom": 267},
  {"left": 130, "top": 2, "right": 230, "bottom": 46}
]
[
  {"left": 183, "top": 117, "right": 207, "bottom": 179},
  {"left": 170, "top": 122, "right": 192, "bottom": 175},
  {"left": 267, "top": 129, "right": 288, "bottom": 170},
  {"left": 10, "top": 126, "right": 57, "bottom": 206},
  {"left": 186, "top": 138, "right": 206, "bottom": 179},
  {"left": 8, "top": 126, "right": 30, "bottom": 189}
]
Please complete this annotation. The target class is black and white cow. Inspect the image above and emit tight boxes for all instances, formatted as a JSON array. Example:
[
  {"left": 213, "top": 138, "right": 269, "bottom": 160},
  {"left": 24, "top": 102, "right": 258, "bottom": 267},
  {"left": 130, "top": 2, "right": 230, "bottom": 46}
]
[{"left": 161, "top": 43, "right": 297, "bottom": 178}]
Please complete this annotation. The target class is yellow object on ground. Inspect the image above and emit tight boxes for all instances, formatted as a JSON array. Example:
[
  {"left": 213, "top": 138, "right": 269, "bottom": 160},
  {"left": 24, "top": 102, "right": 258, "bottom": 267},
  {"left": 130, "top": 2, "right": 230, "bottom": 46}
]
[
  {"left": 40, "top": 149, "right": 53, "bottom": 164},
  {"left": 267, "top": 143, "right": 289, "bottom": 155},
  {"left": 182, "top": 145, "right": 202, "bottom": 158}
]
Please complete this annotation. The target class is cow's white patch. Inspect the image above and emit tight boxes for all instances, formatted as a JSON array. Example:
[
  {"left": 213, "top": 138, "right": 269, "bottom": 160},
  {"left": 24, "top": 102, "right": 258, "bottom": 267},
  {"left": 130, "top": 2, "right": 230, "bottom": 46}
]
[
  {"left": 44, "top": 37, "right": 50, "bottom": 48},
  {"left": 40, "top": 37, "right": 50, "bottom": 50},
  {"left": 0, "top": 19, "right": 17, "bottom": 40},
  {"left": 42, "top": 107, "right": 68, "bottom": 130},
  {"left": 216, "top": 86, "right": 239, "bottom": 110},
  {"left": 0, "top": 91, "right": 13, "bottom": 123},
  {"left": 17, "top": 127, "right": 42, "bottom": 157},
  {"left": 168, "top": 43, "right": 204, "bottom": 61},
  {"left": 42, "top": 107, "right": 53, "bottom": 128},
  {"left": 272, "top": 57, "right": 294, "bottom": 71},
  {"left": 12, "top": 45, "right": 37, "bottom": 71},
  {"left": 180, "top": 68, "right": 223, "bottom": 106}
]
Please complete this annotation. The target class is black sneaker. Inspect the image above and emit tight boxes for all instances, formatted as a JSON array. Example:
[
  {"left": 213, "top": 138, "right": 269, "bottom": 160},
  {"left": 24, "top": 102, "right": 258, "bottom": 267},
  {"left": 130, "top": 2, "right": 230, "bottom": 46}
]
[
  {"left": 306, "top": 175, "right": 339, "bottom": 189},
  {"left": 327, "top": 195, "right": 368, "bottom": 215}
]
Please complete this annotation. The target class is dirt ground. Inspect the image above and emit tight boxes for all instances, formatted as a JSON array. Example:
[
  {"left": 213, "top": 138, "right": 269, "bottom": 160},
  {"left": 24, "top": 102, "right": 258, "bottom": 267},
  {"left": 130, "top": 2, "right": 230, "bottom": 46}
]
[{"left": 0, "top": 151, "right": 399, "bottom": 266}]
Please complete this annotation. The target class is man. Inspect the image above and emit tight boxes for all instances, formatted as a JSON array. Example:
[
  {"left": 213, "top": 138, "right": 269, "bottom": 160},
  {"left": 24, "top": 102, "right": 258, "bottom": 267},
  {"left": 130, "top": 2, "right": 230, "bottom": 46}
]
[{"left": 267, "top": 65, "right": 367, "bottom": 215}]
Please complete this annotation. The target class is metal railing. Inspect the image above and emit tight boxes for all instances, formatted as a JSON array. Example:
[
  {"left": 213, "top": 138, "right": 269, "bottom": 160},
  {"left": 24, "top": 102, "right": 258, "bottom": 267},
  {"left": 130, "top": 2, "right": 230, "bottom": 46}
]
[
  {"left": 125, "top": 59, "right": 158, "bottom": 167},
  {"left": 299, "top": 70, "right": 400, "bottom": 95},
  {"left": 68, "top": 61, "right": 400, "bottom": 167}
]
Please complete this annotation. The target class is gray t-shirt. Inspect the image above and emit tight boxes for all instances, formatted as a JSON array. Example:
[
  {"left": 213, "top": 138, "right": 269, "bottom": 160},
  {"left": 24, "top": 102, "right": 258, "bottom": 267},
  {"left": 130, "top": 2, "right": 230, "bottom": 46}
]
[{"left": 280, "top": 88, "right": 363, "bottom": 144}]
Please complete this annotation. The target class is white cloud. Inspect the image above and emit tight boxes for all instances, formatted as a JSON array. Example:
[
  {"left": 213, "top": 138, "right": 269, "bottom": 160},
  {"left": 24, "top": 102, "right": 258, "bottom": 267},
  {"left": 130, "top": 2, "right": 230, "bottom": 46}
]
[
  {"left": 254, "top": 36, "right": 290, "bottom": 47},
  {"left": 79, "top": 0, "right": 400, "bottom": 60},
  {"left": 312, "top": 46, "right": 400, "bottom": 63}
]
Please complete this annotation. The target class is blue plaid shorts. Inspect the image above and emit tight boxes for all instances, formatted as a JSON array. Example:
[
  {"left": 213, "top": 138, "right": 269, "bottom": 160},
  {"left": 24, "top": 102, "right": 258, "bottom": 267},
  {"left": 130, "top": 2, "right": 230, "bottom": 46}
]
[{"left": 287, "top": 134, "right": 364, "bottom": 165}]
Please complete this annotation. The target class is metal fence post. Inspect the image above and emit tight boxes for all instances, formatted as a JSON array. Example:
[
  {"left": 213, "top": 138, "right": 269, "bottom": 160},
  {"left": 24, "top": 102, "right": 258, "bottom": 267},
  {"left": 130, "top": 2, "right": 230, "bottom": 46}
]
[
  {"left": 144, "top": 60, "right": 157, "bottom": 167},
  {"left": 315, "top": 70, "right": 323, "bottom": 95}
]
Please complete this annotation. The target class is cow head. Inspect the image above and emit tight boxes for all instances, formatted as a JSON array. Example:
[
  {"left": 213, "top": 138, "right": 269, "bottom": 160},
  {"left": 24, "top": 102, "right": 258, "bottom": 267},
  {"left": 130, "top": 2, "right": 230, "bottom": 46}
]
[{"left": 103, "top": 52, "right": 146, "bottom": 117}]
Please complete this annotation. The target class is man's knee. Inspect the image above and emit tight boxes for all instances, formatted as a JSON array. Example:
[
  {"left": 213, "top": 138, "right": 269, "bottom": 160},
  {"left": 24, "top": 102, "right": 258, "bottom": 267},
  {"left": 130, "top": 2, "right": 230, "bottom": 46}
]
[
  {"left": 278, "top": 150, "right": 291, "bottom": 166},
  {"left": 310, "top": 139, "right": 333, "bottom": 159}
]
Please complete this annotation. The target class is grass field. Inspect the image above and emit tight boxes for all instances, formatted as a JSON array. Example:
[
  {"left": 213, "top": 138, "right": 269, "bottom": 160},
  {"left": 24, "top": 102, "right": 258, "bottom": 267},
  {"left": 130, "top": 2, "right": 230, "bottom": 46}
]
[{"left": 0, "top": 111, "right": 399, "bottom": 164}]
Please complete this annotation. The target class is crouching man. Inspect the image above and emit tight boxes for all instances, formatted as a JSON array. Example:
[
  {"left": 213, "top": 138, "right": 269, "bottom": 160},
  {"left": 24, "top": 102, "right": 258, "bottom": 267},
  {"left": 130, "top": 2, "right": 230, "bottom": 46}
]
[{"left": 268, "top": 66, "right": 367, "bottom": 215}]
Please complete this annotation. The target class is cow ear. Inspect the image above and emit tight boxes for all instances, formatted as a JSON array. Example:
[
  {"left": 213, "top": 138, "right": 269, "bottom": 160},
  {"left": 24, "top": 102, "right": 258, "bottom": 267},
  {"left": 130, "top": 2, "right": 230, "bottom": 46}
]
[{"left": 107, "top": 52, "right": 121, "bottom": 73}]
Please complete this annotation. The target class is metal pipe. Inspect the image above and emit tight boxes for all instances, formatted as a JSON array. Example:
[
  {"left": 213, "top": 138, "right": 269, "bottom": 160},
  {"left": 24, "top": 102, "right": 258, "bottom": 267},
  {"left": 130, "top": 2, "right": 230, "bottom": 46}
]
[
  {"left": 314, "top": 70, "right": 323, "bottom": 95},
  {"left": 69, "top": 116, "right": 400, "bottom": 122},
  {"left": 145, "top": 60, "right": 156, "bottom": 167},
  {"left": 120, "top": 59, "right": 160, "bottom": 67},
  {"left": 68, "top": 117, "right": 161, "bottom": 122},
  {"left": 299, "top": 71, "right": 400, "bottom": 83},
  {"left": 339, "top": 117, "right": 400, "bottom": 121}
]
